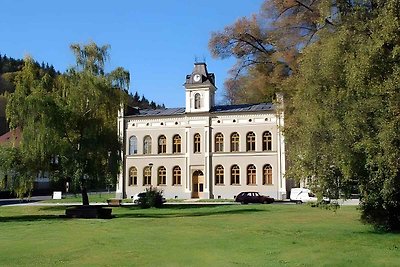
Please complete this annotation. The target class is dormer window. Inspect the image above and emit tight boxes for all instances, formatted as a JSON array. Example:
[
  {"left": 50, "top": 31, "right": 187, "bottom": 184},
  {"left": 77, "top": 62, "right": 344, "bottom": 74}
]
[{"left": 194, "top": 93, "right": 201, "bottom": 109}]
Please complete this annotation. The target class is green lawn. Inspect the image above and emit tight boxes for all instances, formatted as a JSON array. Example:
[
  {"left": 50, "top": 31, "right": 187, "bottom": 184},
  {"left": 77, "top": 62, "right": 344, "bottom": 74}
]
[{"left": 0, "top": 204, "right": 399, "bottom": 266}]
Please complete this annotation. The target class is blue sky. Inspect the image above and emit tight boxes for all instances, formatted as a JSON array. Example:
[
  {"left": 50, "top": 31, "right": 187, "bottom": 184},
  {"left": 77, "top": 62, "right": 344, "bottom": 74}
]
[{"left": 0, "top": 0, "right": 263, "bottom": 107}]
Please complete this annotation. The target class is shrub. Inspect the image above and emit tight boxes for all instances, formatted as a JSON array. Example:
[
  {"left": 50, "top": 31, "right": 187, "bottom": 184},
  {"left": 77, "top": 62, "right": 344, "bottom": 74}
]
[{"left": 138, "top": 187, "right": 164, "bottom": 209}]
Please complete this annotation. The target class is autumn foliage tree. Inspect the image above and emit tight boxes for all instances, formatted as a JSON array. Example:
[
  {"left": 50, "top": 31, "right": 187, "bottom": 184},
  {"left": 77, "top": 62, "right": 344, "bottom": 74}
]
[{"left": 209, "top": 0, "right": 336, "bottom": 103}]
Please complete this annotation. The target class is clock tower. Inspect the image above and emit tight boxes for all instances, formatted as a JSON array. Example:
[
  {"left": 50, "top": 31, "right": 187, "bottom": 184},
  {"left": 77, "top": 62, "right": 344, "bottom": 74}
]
[{"left": 184, "top": 62, "right": 216, "bottom": 113}]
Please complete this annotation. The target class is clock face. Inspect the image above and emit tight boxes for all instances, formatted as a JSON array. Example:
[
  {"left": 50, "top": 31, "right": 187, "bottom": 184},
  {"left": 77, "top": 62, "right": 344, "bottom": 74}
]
[{"left": 193, "top": 74, "right": 201, "bottom": 82}]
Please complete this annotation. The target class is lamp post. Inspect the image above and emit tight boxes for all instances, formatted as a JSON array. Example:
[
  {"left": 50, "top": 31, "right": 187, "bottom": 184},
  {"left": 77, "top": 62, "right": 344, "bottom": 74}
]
[{"left": 148, "top": 163, "right": 153, "bottom": 188}]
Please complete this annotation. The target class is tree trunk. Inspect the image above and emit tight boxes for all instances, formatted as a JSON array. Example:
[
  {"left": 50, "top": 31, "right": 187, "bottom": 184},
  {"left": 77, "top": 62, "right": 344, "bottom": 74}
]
[{"left": 81, "top": 184, "right": 89, "bottom": 206}]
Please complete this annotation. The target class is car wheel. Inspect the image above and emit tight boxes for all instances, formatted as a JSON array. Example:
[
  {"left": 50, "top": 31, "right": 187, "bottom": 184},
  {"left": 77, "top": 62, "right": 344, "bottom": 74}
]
[
  {"left": 263, "top": 200, "right": 268, "bottom": 204},
  {"left": 296, "top": 200, "right": 302, "bottom": 204},
  {"left": 241, "top": 201, "right": 248, "bottom": 205}
]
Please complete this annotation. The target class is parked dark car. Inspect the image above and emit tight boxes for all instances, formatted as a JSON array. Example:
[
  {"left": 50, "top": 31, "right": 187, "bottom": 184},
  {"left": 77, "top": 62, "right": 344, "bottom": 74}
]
[{"left": 235, "top": 191, "right": 274, "bottom": 204}]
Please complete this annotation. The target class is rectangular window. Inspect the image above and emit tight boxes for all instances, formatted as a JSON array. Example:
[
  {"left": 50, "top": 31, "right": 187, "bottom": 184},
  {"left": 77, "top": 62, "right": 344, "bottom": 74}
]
[
  {"left": 231, "top": 133, "right": 239, "bottom": 152},
  {"left": 129, "top": 167, "right": 137, "bottom": 186},
  {"left": 158, "top": 167, "right": 166, "bottom": 185},
  {"left": 247, "top": 165, "right": 256, "bottom": 185},
  {"left": 247, "top": 132, "right": 256, "bottom": 151},
  {"left": 173, "top": 167, "right": 181, "bottom": 185},
  {"left": 158, "top": 136, "right": 167, "bottom": 154},
  {"left": 263, "top": 165, "right": 273, "bottom": 185},
  {"left": 231, "top": 166, "right": 240, "bottom": 185},
  {"left": 215, "top": 133, "right": 224, "bottom": 152},
  {"left": 263, "top": 132, "right": 272, "bottom": 151},
  {"left": 143, "top": 167, "right": 151, "bottom": 186},
  {"left": 173, "top": 135, "right": 182, "bottom": 153},
  {"left": 215, "top": 166, "right": 224, "bottom": 185}
]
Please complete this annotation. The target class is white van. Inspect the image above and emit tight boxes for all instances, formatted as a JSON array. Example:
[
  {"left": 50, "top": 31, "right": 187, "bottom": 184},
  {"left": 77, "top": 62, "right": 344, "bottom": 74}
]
[{"left": 290, "top": 188, "right": 318, "bottom": 204}]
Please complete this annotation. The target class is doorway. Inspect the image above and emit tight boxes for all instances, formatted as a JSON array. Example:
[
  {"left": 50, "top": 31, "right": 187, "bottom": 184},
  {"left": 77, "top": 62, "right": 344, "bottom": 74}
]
[{"left": 192, "top": 170, "right": 204, "bottom": 198}]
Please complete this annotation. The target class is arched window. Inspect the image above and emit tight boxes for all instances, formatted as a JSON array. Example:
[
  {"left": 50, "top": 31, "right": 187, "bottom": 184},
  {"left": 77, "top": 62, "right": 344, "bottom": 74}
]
[
  {"left": 231, "top": 165, "right": 240, "bottom": 185},
  {"left": 263, "top": 164, "right": 273, "bottom": 185},
  {"left": 194, "top": 93, "right": 201, "bottom": 109},
  {"left": 158, "top": 166, "right": 166, "bottom": 185},
  {"left": 173, "top": 166, "right": 181, "bottom": 185},
  {"left": 158, "top": 135, "right": 167, "bottom": 154},
  {"left": 246, "top": 132, "right": 256, "bottom": 151},
  {"left": 215, "top": 165, "right": 224, "bottom": 185},
  {"left": 129, "top": 136, "right": 137, "bottom": 155},
  {"left": 231, "top": 132, "right": 240, "bottom": 152},
  {"left": 173, "top": 135, "right": 181, "bottom": 153},
  {"left": 143, "top": 135, "right": 152, "bottom": 154},
  {"left": 215, "top": 133, "right": 224, "bottom": 152},
  {"left": 143, "top": 166, "right": 152, "bottom": 185},
  {"left": 194, "top": 133, "right": 201, "bottom": 153},
  {"left": 128, "top": 166, "right": 137, "bottom": 186},
  {"left": 263, "top": 131, "right": 272, "bottom": 151},
  {"left": 247, "top": 164, "right": 256, "bottom": 185}
]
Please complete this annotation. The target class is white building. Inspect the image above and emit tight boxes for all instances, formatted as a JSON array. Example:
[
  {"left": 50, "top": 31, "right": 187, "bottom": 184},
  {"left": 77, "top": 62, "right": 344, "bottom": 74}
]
[{"left": 117, "top": 63, "right": 286, "bottom": 200}]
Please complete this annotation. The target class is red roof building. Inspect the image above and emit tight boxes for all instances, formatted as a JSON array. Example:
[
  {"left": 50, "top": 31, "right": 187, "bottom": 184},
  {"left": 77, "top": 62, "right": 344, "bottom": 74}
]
[{"left": 0, "top": 127, "right": 21, "bottom": 147}]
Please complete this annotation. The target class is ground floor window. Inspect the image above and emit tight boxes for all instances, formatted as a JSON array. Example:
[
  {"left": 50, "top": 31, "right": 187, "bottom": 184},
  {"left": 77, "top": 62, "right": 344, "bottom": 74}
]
[
  {"left": 158, "top": 166, "right": 167, "bottom": 185},
  {"left": 263, "top": 164, "right": 272, "bottom": 185},
  {"left": 215, "top": 165, "right": 224, "bottom": 185},
  {"left": 247, "top": 165, "right": 256, "bottom": 185},
  {"left": 173, "top": 166, "right": 181, "bottom": 185},
  {"left": 128, "top": 167, "right": 137, "bottom": 186},
  {"left": 231, "top": 165, "right": 240, "bottom": 185},
  {"left": 143, "top": 166, "right": 151, "bottom": 185}
]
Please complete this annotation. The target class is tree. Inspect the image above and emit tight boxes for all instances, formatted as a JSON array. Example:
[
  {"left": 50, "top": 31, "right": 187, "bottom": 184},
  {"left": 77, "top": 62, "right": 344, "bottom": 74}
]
[
  {"left": 4, "top": 42, "right": 129, "bottom": 205},
  {"left": 285, "top": 0, "right": 400, "bottom": 231},
  {"left": 212, "top": 0, "right": 400, "bottom": 231},
  {"left": 209, "top": 0, "right": 338, "bottom": 103},
  {"left": 209, "top": 0, "right": 374, "bottom": 104}
]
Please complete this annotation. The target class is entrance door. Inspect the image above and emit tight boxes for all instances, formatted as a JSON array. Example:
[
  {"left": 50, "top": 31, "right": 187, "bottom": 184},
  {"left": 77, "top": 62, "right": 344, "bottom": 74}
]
[{"left": 192, "top": 170, "right": 204, "bottom": 198}]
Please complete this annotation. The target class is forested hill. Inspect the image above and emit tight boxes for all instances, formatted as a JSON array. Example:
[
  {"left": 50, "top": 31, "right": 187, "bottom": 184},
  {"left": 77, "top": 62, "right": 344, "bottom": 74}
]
[
  {"left": 0, "top": 54, "right": 164, "bottom": 135},
  {"left": 0, "top": 54, "right": 59, "bottom": 95}
]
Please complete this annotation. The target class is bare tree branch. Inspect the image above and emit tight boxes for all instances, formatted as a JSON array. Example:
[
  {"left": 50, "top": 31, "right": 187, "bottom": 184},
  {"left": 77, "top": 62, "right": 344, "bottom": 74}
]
[{"left": 296, "top": 0, "right": 314, "bottom": 13}]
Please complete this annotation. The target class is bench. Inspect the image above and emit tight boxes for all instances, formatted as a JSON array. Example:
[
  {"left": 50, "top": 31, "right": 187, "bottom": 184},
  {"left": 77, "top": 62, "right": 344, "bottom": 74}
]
[{"left": 107, "top": 198, "right": 122, "bottom": 206}]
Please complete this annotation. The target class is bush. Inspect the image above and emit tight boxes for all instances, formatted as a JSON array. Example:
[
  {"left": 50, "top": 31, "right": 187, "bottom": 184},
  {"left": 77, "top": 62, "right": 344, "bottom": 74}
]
[{"left": 138, "top": 187, "right": 164, "bottom": 209}]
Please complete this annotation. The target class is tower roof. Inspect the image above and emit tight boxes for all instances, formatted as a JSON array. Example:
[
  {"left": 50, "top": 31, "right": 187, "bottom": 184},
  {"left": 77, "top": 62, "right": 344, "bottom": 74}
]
[{"left": 184, "top": 62, "right": 215, "bottom": 86}]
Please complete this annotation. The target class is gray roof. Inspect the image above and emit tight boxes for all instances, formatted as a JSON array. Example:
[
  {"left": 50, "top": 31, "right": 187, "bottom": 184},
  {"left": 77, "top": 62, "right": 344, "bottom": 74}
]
[
  {"left": 211, "top": 103, "right": 274, "bottom": 113},
  {"left": 125, "top": 103, "right": 275, "bottom": 117},
  {"left": 184, "top": 63, "right": 215, "bottom": 86}
]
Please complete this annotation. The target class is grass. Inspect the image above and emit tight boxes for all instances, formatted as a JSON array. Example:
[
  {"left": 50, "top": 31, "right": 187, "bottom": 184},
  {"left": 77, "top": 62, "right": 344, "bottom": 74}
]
[{"left": 0, "top": 204, "right": 399, "bottom": 266}]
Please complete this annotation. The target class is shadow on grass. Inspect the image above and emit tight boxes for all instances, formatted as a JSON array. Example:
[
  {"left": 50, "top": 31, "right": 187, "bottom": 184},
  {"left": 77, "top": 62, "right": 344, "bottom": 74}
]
[
  {"left": 0, "top": 204, "right": 267, "bottom": 222},
  {"left": 0, "top": 214, "right": 62, "bottom": 222},
  {"left": 115, "top": 204, "right": 266, "bottom": 219}
]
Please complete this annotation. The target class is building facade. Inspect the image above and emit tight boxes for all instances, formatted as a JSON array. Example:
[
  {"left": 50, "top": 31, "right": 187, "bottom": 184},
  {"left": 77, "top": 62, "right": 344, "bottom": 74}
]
[{"left": 117, "top": 63, "right": 286, "bottom": 200}]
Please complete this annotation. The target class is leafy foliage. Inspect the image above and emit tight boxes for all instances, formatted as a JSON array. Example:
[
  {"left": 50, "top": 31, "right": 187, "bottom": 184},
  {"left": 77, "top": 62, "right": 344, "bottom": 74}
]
[
  {"left": 137, "top": 187, "right": 164, "bottom": 209},
  {"left": 0, "top": 54, "right": 58, "bottom": 135},
  {"left": 0, "top": 42, "right": 164, "bottom": 201},
  {"left": 212, "top": 0, "right": 400, "bottom": 231},
  {"left": 285, "top": 0, "right": 400, "bottom": 231},
  {"left": 1, "top": 42, "right": 127, "bottom": 204}
]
